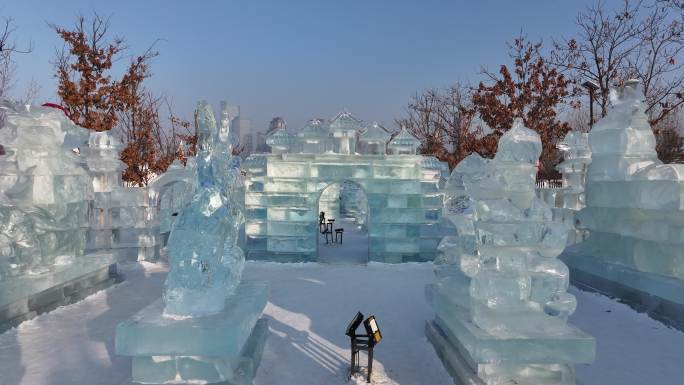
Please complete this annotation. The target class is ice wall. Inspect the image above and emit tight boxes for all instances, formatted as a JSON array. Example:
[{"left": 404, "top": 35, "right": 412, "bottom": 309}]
[
  {"left": 84, "top": 131, "right": 161, "bottom": 261},
  {"left": 563, "top": 80, "right": 684, "bottom": 329},
  {"left": 428, "top": 120, "right": 595, "bottom": 385},
  {"left": 243, "top": 153, "right": 450, "bottom": 262}
]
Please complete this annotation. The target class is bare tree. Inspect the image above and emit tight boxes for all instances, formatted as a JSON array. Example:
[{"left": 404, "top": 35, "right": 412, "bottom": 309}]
[
  {"left": 0, "top": 17, "right": 33, "bottom": 126},
  {"left": 397, "top": 83, "right": 498, "bottom": 168},
  {"left": 552, "top": 0, "right": 684, "bottom": 127},
  {"left": 551, "top": 0, "right": 645, "bottom": 118},
  {"left": 625, "top": 2, "right": 684, "bottom": 125},
  {"left": 397, "top": 88, "right": 445, "bottom": 156}
]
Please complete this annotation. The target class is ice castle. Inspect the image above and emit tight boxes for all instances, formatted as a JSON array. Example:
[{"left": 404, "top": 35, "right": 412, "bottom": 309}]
[{"left": 243, "top": 111, "right": 453, "bottom": 263}]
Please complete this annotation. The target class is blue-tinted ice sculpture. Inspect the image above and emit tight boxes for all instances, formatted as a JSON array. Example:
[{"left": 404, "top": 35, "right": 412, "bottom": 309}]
[
  {"left": 427, "top": 119, "right": 595, "bottom": 385},
  {"left": 0, "top": 101, "right": 92, "bottom": 279},
  {"left": 0, "top": 101, "right": 117, "bottom": 331},
  {"left": 163, "top": 101, "right": 245, "bottom": 318},
  {"left": 562, "top": 80, "right": 684, "bottom": 329},
  {"left": 117, "top": 101, "right": 266, "bottom": 385}
]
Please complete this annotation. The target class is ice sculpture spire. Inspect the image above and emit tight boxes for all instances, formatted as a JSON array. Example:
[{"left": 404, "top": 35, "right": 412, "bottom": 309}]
[{"left": 162, "top": 101, "right": 245, "bottom": 318}]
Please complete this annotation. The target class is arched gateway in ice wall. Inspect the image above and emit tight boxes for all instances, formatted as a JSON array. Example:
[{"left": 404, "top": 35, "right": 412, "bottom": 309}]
[{"left": 242, "top": 112, "right": 452, "bottom": 263}]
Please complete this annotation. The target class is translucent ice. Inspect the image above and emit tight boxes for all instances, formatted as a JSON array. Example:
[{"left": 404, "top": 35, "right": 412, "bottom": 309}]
[
  {"left": 0, "top": 101, "right": 92, "bottom": 279},
  {"left": 429, "top": 120, "right": 594, "bottom": 385},
  {"left": 162, "top": 101, "right": 245, "bottom": 318},
  {"left": 567, "top": 79, "right": 684, "bottom": 305},
  {"left": 587, "top": 79, "right": 660, "bottom": 182},
  {"left": 242, "top": 110, "right": 450, "bottom": 263}
]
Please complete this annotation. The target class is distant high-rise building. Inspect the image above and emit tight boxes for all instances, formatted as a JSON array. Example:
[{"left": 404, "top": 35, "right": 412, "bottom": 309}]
[{"left": 219, "top": 101, "right": 254, "bottom": 157}]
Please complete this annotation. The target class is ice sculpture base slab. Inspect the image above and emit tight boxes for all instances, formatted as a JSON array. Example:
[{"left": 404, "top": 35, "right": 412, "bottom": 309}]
[
  {"left": 426, "top": 320, "right": 579, "bottom": 385},
  {"left": 116, "top": 281, "right": 268, "bottom": 384},
  {"left": 0, "top": 253, "right": 118, "bottom": 333},
  {"left": 562, "top": 246, "right": 684, "bottom": 331},
  {"left": 428, "top": 284, "right": 595, "bottom": 365},
  {"left": 120, "top": 318, "right": 268, "bottom": 385}
]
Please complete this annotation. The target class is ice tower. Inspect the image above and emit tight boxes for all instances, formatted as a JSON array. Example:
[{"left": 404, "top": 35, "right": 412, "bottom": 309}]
[
  {"left": 427, "top": 120, "right": 595, "bottom": 385},
  {"left": 562, "top": 80, "right": 684, "bottom": 330},
  {"left": 116, "top": 101, "right": 268, "bottom": 385}
]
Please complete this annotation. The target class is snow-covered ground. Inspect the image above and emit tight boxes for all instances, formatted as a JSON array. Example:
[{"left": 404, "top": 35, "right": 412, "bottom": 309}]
[{"left": 1, "top": 260, "right": 683, "bottom": 385}]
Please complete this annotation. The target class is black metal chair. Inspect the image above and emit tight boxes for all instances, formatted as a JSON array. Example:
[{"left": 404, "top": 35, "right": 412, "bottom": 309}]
[
  {"left": 335, "top": 228, "right": 344, "bottom": 244},
  {"left": 319, "top": 212, "right": 327, "bottom": 233},
  {"left": 322, "top": 228, "right": 333, "bottom": 244}
]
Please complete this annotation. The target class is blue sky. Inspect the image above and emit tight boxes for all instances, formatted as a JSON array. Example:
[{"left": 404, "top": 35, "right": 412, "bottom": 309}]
[{"left": 3, "top": 0, "right": 615, "bottom": 132}]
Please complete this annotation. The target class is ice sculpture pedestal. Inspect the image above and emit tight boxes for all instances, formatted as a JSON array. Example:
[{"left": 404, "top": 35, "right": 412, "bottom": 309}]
[
  {"left": 0, "top": 253, "right": 117, "bottom": 332},
  {"left": 426, "top": 284, "right": 595, "bottom": 385},
  {"left": 115, "top": 281, "right": 269, "bottom": 385}
]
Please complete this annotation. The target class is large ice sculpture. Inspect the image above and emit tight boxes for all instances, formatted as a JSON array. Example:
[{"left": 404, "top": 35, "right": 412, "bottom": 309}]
[
  {"left": 427, "top": 119, "right": 595, "bottom": 385},
  {"left": 242, "top": 111, "right": 451, "bottom": 263},
  {"left": 562, "top": 80, "right": 684, "bottom": 329},
  {"left": 163, "top": 101, "right": 245, "bottom": 317},
  {"left": 0, "top": 101, "right": 92, "bottom": 277},
  {"left": 0, "top": 101, "right": 116, "bottom": 332},
  {"left": 117, "top": 101, "right": 267, "bottom": 385}
]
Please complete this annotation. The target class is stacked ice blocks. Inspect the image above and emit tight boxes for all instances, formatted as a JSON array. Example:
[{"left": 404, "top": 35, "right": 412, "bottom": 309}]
[
  {"left": 428, "top": 120, "right": 595, "bottom": 385},
  {"left": 0, "top": 101, "right": 117, "bottom": 330},
  {"left": 563, "top": 80, "right": 684, "bottom": 328},
  {"left": 243, "top": 153, "right": 450, "bottom": 262},
  {"left": 116, "top": 282, "right": 268, "bottom": 385}
]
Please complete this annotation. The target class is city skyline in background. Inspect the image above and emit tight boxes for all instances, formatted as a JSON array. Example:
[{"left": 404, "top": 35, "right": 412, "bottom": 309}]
[{"left": 4, "top": 0, "right": 621, "bottom": 135}]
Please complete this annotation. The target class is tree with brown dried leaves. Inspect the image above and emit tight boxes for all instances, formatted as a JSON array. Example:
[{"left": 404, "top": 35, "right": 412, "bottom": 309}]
[
  {"left": 118, "top": 93, "right": 193, "bottom": 186},
  {"left": 53, "top": 13, "right": 196, "bottom": 186},
  {"left": 52, "top": 13, "right": 157, "bottom": 132},
  {"left": 472, "top": 35, "right": 572, "bottom": 179}
]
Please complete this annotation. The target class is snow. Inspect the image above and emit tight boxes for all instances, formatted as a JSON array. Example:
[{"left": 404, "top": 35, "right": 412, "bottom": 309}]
[{"left": 0, "top": 260, "right": 683, "bottom": 385}]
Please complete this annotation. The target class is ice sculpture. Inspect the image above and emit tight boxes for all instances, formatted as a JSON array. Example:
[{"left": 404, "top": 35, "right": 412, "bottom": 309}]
[
  {"left": 359, "top": 121, "right": 391, "bottom": 155},
  {"left": 242, "top": 111, "right": 450, "bottom": 263},
  {"left": 556, "top": 131, "right": 591, "bottom": 210},
  {"left": 562, "top": 80, "right": 684, "bottom": 329},
  {"left": 117, "top": 101, "right": 268, "bottom": 385},
  {"left": 0, "top": 101, "right": 92, "bottom": 277},
  {"left": 163, "top": 100, "right": 245, "bottom": 317},
  {"left": 0, "top": 101, "right": 116, "bottom": 332},
  {"left": 388, "top": 126, "right": 420, "bottom": 155},
  {"left": 298, "top": 118, "right": 331, "bottom": 154},
  {"left": 427, "top": 119, "right": 595, "bottom": 385}
]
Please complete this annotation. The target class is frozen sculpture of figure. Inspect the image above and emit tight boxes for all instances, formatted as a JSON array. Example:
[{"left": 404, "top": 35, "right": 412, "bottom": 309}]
[
  {"left": 162, "top": 101, "right": 245, "bottom": 317},
  {"left": 427, "top": 119, "right": 595, "bottom": 385},
  {"left": 116, "top": 101, "right": 268, "bottom": 385},
  {"left": 0, "top": 101, "right": 116, "bottom": 332}
]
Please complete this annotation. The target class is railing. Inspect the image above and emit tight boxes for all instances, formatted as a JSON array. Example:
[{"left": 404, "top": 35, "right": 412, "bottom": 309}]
[{"left": 535, "top": 179, "right": 563, "bottom": 189}]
